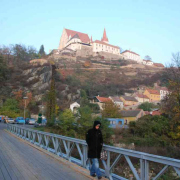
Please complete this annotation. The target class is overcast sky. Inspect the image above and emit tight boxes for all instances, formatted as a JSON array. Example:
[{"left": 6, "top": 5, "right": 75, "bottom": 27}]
[{"left": 1, "top": 0, "right": 180, "bottom": 65}]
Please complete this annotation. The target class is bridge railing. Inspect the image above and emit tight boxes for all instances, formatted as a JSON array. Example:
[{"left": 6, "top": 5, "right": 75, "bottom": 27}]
[{"left": 7, "top": 124, "right": 180, "bottom": 180}]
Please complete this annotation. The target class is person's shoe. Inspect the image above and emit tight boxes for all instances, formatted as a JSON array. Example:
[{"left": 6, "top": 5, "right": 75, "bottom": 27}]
[
  {"left": 91, "top": 174, "right": 96, "bottom": 177},
  {"left": 98, "top": 176, "right": 102, "bottom": 179}
]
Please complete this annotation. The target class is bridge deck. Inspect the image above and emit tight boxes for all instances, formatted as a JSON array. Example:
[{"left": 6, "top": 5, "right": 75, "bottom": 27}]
[{"left": 0, "top": 123, "right": 91, "bottom": 180}]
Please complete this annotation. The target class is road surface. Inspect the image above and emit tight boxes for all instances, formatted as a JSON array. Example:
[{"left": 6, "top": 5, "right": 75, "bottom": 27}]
[{"left": 0, "top": 123, "right": 91, "bottom": 180}]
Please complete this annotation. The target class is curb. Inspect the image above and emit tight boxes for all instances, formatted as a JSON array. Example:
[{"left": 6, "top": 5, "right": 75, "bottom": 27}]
[{"left": 4, "top": 129, "right": 108, "bottom": 180}]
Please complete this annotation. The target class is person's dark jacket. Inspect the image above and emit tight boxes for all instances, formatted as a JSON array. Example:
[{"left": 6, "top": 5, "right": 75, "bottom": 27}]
[{"left": 86, "top": 121, "right": 103, "bottom": 158}]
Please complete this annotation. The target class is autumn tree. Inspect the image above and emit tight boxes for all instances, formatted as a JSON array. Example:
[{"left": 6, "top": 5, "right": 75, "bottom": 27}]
[
  {"left": 0, "top": 55, "right": 9, "bottom": 86},
  {"left": 161, "top": 52, "right": 180, "bottom": 142},
  {"left": 83, "top": 60, "right": 91, "bottom": 68},
  {"left": 102, "top": 101, "right": 121, "bottom": 118},
  {"left": 0, "top": 98, "right": 20, "bottom": 117}
]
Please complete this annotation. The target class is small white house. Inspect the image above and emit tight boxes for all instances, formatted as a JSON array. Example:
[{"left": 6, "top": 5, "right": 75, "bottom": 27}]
[
  {"left": 109, "top": 96, "right": 124, "bottom": 109},
  {"left": 158, "top": 87, "right": 169, "bottom": 100},
  {"left": 142, "top": 60, "right": 153, "bottom": 66},
  {"left": 70, "top": 102, "right": 80, "bottom": 113}
]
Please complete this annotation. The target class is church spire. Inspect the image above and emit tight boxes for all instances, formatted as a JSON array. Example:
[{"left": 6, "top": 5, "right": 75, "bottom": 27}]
[{"left": 101, "top": 28, "right": 109, "bottom": 43}]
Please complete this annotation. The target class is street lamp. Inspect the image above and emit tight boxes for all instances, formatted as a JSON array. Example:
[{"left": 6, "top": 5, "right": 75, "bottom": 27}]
[{"left": 23, "top": 97, "right": 28, "bottom": 120}]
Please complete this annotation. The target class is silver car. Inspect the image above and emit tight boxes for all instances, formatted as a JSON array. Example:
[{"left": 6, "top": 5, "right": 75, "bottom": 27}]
[{"left": 28, "top": 118, "right": 36, "bottom": 125}]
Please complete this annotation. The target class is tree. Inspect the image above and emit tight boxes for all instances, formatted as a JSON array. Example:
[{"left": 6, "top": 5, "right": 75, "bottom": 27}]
[
  {"left": 0, "top": 55, "right": 9, "bottom": 85},
  {"left": 144, "top": 55, "right": 152, "bottom": 61},
  {"left": 161, "top": 52, "right": 180, "bottom": 142},
  {"left": 129, "top": 115, "right": 170, "bottom": 146},
  {"left": 38, "top": 45, "right": 45, "bottom": 56},
  {"left": 102, "top": 101, "right": 121, "bottom": 118},
  {"left": 0, "top": 44, "right": 39, "bottom": 64},
  {"left": 80, "top": 90, "right": 89, "bottom": 106},
  {"left": 46, "top": 65, "right": 56, "bottom": 126},
  {"left": 0, "top": 98, "right": 20, "bottom": 117},
  {"left": 138, "top": 102, "right": 158, "bottom": 111},
  {"left": 77, "top": 106, "right": 93, "bottom": 138},
  {"left": 58, "top": 109, "right": 76, "bottom": 137}
]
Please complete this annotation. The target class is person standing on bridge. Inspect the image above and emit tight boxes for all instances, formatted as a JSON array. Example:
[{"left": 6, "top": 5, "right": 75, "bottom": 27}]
[{"left": 86, "top": 120, "right": 103, "bottom": 179}]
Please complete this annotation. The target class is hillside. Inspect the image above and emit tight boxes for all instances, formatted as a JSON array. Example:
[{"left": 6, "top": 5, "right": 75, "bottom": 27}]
[{"left": 0, "top": 56, "right": 165, "bottom": 112}]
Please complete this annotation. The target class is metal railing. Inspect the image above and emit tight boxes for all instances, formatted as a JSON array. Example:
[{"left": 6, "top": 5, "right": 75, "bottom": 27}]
[{"left": 7, "top": 124, "right": 180, "bottom": 180}]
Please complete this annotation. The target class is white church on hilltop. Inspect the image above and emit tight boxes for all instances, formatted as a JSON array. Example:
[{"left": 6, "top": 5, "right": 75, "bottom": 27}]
[
  {"left": 56, "top": 28, "right": 164, "bottom": 67},
  {"left": 58, "top": 28, "right": 120, "bottom": 55}
]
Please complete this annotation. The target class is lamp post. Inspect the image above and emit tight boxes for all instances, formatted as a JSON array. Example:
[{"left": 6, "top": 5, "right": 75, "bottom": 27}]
[
  {"left": 23, "top": 97, "right": 28, "bottom": 120},
  {"left": 41, "top": 105, "right": 44, "bottom": 125}
]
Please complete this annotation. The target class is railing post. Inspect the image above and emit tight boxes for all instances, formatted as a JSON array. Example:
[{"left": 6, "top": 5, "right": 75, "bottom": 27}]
[
  {"left": 145, "top": 160, "right": 149, "bottom": 180},
  {"left": 55, "top": 138, "right": 59, "bottom": 154},
  {"left": 82, "top": 145, "right": 87, "bottom": 168},
  {"left": 141, "top": 159, "right": 149, "bottom": 180},
  {"left": 104, "top": 151, "right": 111, "bottom": 178}
]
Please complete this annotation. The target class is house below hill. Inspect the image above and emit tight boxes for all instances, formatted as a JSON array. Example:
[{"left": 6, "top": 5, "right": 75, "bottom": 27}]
[
  {"left": 109, "top": 96, "right": 123, "bottom": 109},
  {"left": 134, "top": 94, "right": 149, "bottom": 103},
  {"left": 120, "top": 96, "right": 138, "bottom": 106},
  {"left": 90, "top": 96, "right": 111, "bottom": 110},
  {"left": 121, "top": 109, "right": 145, "bottom": 124},
  {"left": 144, "top": 89, "right": 160, "bottom": 102}
]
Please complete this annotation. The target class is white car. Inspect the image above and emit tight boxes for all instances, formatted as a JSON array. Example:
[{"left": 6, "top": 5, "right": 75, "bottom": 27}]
[{"left": 28, "top": 118, "right": 36, "bottom": 125}]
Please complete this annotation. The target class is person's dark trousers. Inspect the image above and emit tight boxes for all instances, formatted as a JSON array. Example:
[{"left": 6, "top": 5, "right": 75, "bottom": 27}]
[{"left": 90, "top": 158, "right": 102, "bottom": 177}]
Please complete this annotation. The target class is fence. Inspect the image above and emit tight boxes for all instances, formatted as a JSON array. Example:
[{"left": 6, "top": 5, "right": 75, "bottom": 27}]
[{"left": 7, "top": 124, "right": 180, "bottom": 180}]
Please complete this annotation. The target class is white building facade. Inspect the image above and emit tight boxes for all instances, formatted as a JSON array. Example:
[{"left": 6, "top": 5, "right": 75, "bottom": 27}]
[
  {"left": 159, "top": 87, "right": 169, "bottom": 100},
  {"left": 58, "top": 28, "right": 120, "bottom": 55},
  {"left": 121, "top": 50, "right": 142, "bottom": 63}
]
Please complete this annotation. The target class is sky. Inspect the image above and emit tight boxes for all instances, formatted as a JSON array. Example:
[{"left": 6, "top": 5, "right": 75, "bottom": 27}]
[{"left": 0, "top": 0, "right": 180, "bottom": 65}]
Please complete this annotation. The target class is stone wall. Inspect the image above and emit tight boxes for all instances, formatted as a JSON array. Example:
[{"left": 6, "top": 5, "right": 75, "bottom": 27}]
[
  {"left": 76, "top": 44, "right": 93, "bottom": 57},
  {"left": 94, "top": 51, "right": 124, "bottom": 60}
]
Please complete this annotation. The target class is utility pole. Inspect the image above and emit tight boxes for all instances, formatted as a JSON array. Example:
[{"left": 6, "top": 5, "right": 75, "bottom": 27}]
[{"left": 23, "top": 97, "right": 28, "bottom": 120}]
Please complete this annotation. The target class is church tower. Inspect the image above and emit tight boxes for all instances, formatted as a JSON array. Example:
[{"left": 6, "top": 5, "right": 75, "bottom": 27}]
[{"left": 101, "top": 28, "right": 109, "bottom": 44}]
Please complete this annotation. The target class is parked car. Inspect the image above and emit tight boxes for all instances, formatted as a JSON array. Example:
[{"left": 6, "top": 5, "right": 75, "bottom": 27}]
[
  {"left": 28, "top": 118, "right": 36, "bottom": 125},
  {"left": 4, "top": 118, "right": 15, "bottom": 124},
  {"left": 0, "top": 116, "right": 5, "bottom": 123},
  {"left": 25, "top": 118, "right": 30, "bottom": 124},
  {"left": 15, "top": 117, "right": 25, "bottom": 124}
]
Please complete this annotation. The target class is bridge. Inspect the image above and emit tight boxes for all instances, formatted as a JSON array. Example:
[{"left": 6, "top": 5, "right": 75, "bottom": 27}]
[{"left": 1, "top": 123, "right": 180, "bottom": 180}]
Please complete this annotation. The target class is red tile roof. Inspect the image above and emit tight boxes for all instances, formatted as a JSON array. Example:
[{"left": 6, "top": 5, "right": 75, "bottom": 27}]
[
  {"left": 94, "top": 40, "right": 119, "bottom": 49},
  {"left": 121, "top": 50, "right": 140, "bottom": 56},
  {"left": 136, "top": 94, "right": 149, "bottom": 99},
  {"left": 96, "top": 96, "right": 111, "bottom": 103},
  {"left": 144, "top": 111, "right": 150, "bottom": 115},
  {"left": 146, "top": 89, "right": 160, "bottom": 95},
  {"left": 65, "top": 29, "right": 90, "bottom": 43},
  {"left": 152, "top": 111, "right": 162, "bottom": 116},
  {"left": 154, "top": 63, "right": 164, "bottom": 67},
  {"left": 160, "top": 87, "right": 168, "bottom": 91}
]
